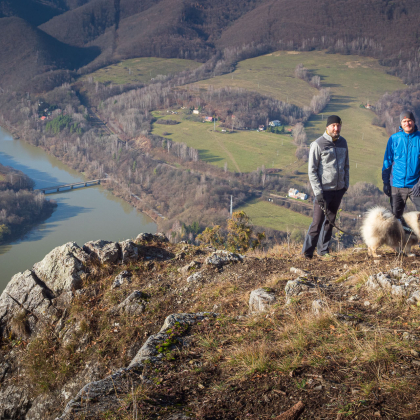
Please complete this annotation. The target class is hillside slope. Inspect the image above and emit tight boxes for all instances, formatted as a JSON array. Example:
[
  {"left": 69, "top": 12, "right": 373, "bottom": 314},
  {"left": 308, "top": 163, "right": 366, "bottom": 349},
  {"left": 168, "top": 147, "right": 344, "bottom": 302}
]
[
  {"left": 1, "top": 235, "right": 420, "bottom": 419},
  {"left": 0, "top": 17, "right": 100, "bottom": 91}
]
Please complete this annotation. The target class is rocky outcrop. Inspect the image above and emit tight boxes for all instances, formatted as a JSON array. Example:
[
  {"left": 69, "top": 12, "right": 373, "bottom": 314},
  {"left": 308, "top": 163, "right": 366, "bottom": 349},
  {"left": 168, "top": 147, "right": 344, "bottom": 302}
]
[
  {"left": 285, "top": 278, "right": 319, "bottom": 304},
  {"left": 366, "top": 269, "right": 420, "bottom": 304},
  {"left": 56, "top": 312, "right": 217, "bottom": 420},
  {"left": 249, "top": 288, "right": 277, "bottom": 313},
  {"left": 205, "top": 250, "right": 243, "bottom": 267},
  {"left": 32, "top": 242, "right": 90, "bottom": 294},
  {"left": 118, "top": 240, "right": 139, "bottom": 263},
  {"left": 111, "top": 270, "right": 132, "bottom": 289},
  {"left": 0, "top": 270, "right": 57, "bottom": 339},
  {"left": 83, "top": 240, "right": 120, "bottom": 264},
  {"left": 110, "top": 290, "right": 147, "bottom": 316}
]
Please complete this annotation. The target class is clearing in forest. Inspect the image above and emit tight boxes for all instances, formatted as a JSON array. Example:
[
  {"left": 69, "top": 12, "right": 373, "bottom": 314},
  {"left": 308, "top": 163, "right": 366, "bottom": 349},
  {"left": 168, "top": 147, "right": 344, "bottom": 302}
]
[{"left": 81, "top": 57, "right": 201, "bottom": 85}]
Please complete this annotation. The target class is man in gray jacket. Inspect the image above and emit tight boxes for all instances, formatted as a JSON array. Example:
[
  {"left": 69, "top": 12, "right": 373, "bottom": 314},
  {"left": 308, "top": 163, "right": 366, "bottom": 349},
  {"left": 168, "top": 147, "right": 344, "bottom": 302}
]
[{"left": 302, "top": 115, "right": 349, "bottom": 258}]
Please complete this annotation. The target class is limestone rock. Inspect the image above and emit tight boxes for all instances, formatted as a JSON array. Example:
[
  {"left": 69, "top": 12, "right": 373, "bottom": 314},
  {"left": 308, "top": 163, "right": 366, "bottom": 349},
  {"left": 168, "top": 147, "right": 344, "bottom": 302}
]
[
  {"left": 285, "top": 278, "right": 318, "bottom": 304},
  {"left": 290, "top": 267, "right": 310, "bottom": 277},
  {"left": 154, "top": 232, "right": 169, "bottom": 242},
  {"left": 312, "top": 299, "right": 327, "bottom": 315},
  {"left": 32, "top": 242, "right": 90, "bottom": 294},
  {"left": 112, "top": 291, "right": 147, "bottom": 316},
  {"left": 179, "top": 260, "right": 202, "bottom": 276},
  {"left": 249, "top": 288, "right": 277, "bottom": 313},
  {"left": 0, "top": 270, "right": 57, "bottom": 339},
  {"left": 0, "top": 385, "right": 30, "bottom": 419},
  {"left": 118, "top": 240, "right": 139, "bottom": 263},
  {"left": 57, "top": 312, "right": 216, "bottom": 420},
  {"left": 111, "top": 270, "right": 132, "bottom": 289},
  {"left": 24, "top": 394, "right": 58, "bottom": 419},
  {"left": 83, "top": 240, "right": 120, "bottom": 264},
  {"left": 367, "top": 269, "right": 420, "bottom": 304},
  {"left": 136, "top": 232, "right": 155, "bottom": 242},
  {"left": 187, "top": 271, "right": 204, "bottom": 283},
  {"left": 205, "top": 250, "right": 243, "bottom": 267}
]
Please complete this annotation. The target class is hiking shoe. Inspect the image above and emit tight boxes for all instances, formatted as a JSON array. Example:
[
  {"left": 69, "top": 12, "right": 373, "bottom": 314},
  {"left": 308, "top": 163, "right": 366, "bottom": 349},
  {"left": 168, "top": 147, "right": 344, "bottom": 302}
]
[{"left": 320, "top": 253, "right": 332, "bottom": 259}]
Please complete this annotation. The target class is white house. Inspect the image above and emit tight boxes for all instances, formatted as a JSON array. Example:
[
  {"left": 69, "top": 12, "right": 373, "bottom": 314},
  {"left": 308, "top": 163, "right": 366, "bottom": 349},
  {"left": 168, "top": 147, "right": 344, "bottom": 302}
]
[
  {"left": 269, "top": 120, "right": 282, "bottom": 127},
  {"left": 193, "top": 109, "right": 200, "bottom": 114},
  {"left": 288, "top": 188, "right": 308, "bottom": 200}
]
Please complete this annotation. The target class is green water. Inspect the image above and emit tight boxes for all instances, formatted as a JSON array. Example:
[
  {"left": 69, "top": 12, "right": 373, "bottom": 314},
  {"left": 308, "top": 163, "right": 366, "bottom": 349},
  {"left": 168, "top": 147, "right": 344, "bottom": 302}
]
[{"left": 0, "top": 127, "right": 157, "bottom": 292}]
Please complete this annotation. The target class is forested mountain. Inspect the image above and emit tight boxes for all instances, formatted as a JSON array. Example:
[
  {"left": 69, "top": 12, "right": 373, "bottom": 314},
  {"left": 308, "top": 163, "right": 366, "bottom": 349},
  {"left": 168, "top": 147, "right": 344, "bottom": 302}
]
[
  {"left": 0, "top": 17, "right": 100, "bottom": 91},
  {"left": 2, "top": 0, "right": 420, "bottom": 92}
]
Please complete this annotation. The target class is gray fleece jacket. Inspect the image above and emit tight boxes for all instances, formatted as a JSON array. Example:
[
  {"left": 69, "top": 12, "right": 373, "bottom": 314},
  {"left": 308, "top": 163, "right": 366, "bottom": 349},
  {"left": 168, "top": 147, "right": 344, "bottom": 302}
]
[{"left": 308, "top": 132, "right": 349, "bottom": 197}]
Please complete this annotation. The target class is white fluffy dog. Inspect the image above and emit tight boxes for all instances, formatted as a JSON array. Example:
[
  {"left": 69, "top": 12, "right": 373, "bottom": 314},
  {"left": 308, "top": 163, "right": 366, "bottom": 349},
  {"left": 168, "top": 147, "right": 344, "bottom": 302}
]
[{"left": 360, "top": 207, "right": 420, "bottom": 257}]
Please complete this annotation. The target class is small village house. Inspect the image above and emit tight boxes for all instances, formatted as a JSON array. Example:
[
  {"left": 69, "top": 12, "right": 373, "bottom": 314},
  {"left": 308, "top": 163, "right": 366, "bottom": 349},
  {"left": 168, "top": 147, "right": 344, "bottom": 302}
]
[{"left": 288, "top": 188, "right": 308, "bottom": 200}]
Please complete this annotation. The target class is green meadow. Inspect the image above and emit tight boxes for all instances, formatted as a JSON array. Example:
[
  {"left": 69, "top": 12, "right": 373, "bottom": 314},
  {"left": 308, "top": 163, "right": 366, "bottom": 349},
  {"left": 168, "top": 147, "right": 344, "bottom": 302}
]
[
  {"left": 187, "top": 51, "right": 406, "bottom": 186},
  {"left": 237, "top": 198, "right": 312, "bottom": 233},
  {"left": 152, "top": 112, "right": 297, "bottom": 173},
  {"left": 81, "top": 57, "right": 201, "bottom": 85}
]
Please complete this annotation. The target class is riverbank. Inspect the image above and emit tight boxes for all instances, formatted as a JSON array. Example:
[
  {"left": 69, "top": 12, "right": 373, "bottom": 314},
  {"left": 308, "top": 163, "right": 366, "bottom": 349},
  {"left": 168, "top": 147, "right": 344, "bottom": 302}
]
[
  {"left": 2, "top": 119, "right": 166, "bottom": 227},
  {"left": 0, "top": 126, "right": 157, "bottom": 292}
]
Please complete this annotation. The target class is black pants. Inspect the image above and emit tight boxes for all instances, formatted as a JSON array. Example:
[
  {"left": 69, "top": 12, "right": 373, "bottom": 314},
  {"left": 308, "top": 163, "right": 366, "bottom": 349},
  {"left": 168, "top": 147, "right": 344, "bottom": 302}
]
[
  {"left": 391, "top": 187, "right": 420, "bottom": 218},
  {"left": 302, "top": 189, "right": 346, "bottom": 257}
]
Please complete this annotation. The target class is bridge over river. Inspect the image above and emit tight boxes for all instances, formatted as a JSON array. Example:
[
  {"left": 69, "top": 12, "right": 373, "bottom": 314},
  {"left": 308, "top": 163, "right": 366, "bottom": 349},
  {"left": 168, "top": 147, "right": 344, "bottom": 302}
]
[{"left": 36, "top": 178, "right": 106, "bottom": 194}]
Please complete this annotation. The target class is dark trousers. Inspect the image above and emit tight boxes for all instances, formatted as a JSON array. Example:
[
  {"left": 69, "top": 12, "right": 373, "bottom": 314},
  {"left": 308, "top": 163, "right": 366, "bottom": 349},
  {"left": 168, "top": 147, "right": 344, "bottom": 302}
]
[
  {"left": 391, "top": 187, "right": 420, "bottom": 218},
  {"left": 302, "top": 189, "right": 346, "bottom": 257}
]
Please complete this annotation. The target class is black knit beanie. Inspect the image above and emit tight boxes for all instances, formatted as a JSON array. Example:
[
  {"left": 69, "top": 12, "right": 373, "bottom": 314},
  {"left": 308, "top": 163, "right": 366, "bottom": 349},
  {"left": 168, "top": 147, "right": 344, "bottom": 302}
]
[
  {"left": 326, "top": 115, "right": 342, "bottom": 127},
  {"left": 400, "top": 110, "right": 416, "bottom": 123}
]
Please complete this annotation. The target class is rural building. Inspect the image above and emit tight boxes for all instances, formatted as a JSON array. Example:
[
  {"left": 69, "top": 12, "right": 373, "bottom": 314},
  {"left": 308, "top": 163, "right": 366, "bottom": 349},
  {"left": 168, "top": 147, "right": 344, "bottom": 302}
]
[
  {"left": 193, "top": 109, "right": 200, "bottom": 115},
  {"left": 269, "top": 120, "right": 282, "bottom": 127},
  {"left": 288, "top": 188, "right": 308, "bottom": 200},
  {"left": 258, "top": 125, "right": 265, "bottom": 131},
  {"left": 203, "top": 116, "right": 213, "bottom": 122}
]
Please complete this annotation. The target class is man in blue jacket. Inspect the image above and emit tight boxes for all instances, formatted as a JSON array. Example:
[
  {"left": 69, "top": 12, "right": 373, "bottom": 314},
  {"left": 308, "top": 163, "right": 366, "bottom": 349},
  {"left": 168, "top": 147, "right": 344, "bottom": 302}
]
[{"left": 382, "top": 110, "right": 420, "bottom": 222}]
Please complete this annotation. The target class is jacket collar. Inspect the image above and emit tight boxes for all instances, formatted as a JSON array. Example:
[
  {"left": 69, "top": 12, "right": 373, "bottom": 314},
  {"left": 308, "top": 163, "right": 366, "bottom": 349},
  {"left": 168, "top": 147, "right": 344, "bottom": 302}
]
[
  {"left": 323, "top": 131, "right": 340, "bottom": 142},
  {"left": 398, "top": 125, "right": 418, "bottom": 134}
]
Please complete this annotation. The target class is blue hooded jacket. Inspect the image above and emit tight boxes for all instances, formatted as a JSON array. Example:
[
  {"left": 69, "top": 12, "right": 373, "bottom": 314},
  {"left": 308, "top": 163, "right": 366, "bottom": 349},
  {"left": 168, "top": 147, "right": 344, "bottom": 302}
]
[{"left": 382, "top": 126, "right": 420, "bottom": 188}]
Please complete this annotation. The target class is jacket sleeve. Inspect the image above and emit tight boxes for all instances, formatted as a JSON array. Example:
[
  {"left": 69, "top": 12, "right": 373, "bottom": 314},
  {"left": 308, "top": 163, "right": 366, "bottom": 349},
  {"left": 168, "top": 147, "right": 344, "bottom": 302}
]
[
  {"left": 308, "top": 141, "right": 322, "bottom": 196},
  {"left": 382, "top": 136, "right": 393, "bottom": 185},
  {"left": 345, "top": 143, "right": 350, "bottom": 190}
]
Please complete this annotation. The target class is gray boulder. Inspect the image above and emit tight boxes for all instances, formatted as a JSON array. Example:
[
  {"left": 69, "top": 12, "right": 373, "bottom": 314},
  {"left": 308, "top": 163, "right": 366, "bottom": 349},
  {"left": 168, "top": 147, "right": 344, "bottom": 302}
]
[
  {"left": 111, "top": 291, "right": 147, "bottom": 316},
  {"left": 111, "top": 270, "right": 132, "bottom": 289},
  {"left": 136, "top": 232, "right": 155, "bottom": 242},
  {"left": 179, "top": 261, "right": 202, "bottom": 276},
  {"left": 187, "top": 271, "right": 204, "bottom": 283},
  {"left": 83, "top": 240, "right": 120, "bottom": 264},
  {"left": 0, "top": 270, "right": 57, "bottom": 339},
  {"left": 249, "top": 288, "right": 277, "bottom": 313},
  {"left": 32, "top": 242, "right": 90, "bottom": 294},
  {"left": 285, "top": 278, "right": 318, "bottom": 304},
  {"left": 205, "top": 250, "right": 243, "bottom": 267},
  {"left": 0, "top": 385, "right": 30, "bottom": 419},
  {"left": 118, "top": 240, "right": 139, "bottom": 263},
  {"left": 366, "top": 270, "right": 420, "bottom": 304},
  {"left": 312, "top": 299, "right": 327, "bottom": 315}
]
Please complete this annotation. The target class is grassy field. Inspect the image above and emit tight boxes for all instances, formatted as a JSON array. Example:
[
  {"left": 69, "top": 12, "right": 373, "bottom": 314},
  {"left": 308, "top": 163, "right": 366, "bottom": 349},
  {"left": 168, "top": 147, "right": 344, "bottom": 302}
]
[
  {"left": 81, "top": 57, "right": 201, "bottom": 85},
  {"left": 237, "top": 198, "right": 312, "bottom": 233},
  {"left": 152, "top": 111, "right": 297, "bottom": 173},
  {"left": 186, "top": 51, "right": 406, "bottom": 186}
]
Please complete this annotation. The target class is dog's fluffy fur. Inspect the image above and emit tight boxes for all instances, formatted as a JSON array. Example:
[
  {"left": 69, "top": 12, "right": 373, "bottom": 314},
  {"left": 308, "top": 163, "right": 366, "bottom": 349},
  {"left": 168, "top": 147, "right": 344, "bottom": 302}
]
[{"left": 361, "top": 207, "right": 420, "bottom": 257}]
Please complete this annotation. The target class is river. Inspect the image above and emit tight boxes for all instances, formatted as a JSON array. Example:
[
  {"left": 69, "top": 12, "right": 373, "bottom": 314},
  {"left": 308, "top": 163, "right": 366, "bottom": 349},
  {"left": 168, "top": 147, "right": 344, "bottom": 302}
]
[{"left": 0, "top": 126, "right": 157, "bottom": 292}]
